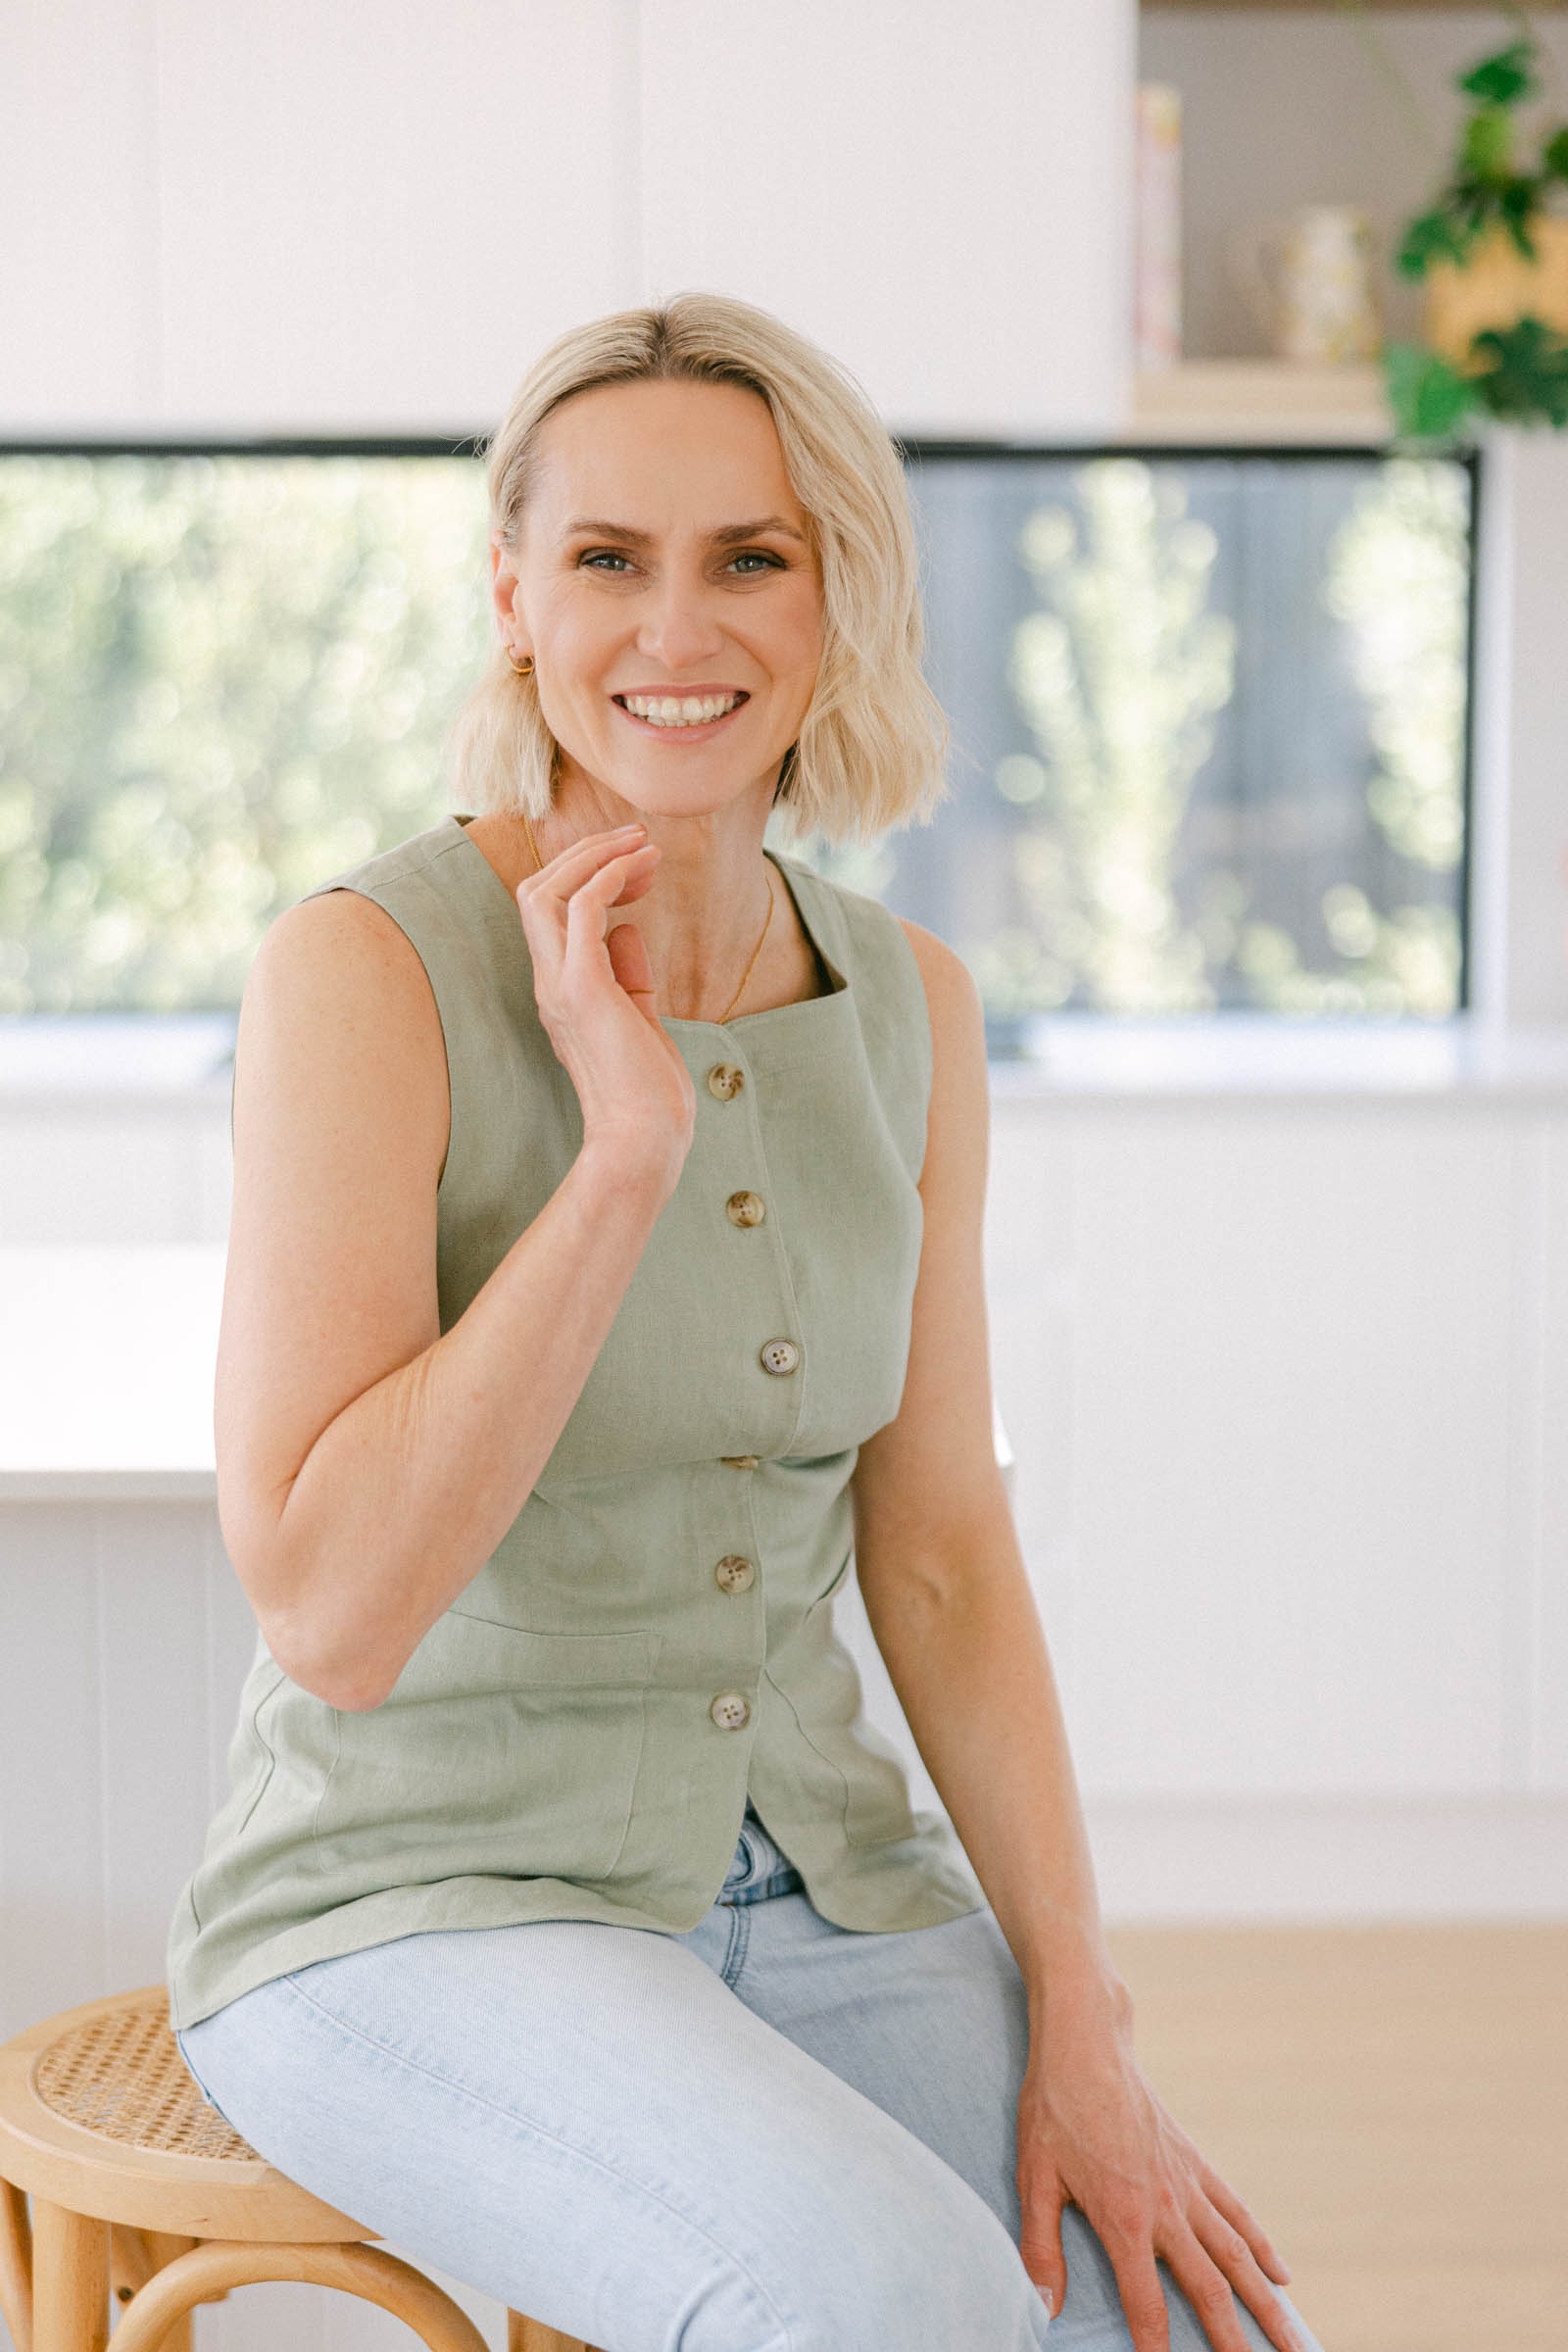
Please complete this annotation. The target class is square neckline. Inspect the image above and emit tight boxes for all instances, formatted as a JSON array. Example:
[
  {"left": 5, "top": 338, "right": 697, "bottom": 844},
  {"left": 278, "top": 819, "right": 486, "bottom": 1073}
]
[{"left": 443, "top": 812, "right": 850, "bottom": 1030}]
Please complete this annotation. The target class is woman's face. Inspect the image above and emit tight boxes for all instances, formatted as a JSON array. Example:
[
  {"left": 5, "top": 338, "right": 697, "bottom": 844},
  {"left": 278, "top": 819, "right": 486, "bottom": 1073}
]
[{"left": 491, "top": 376, "right": 824, "bottom": 819}]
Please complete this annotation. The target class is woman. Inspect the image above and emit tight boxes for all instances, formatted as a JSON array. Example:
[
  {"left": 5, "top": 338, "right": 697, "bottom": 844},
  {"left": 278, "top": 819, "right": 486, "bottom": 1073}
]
[{"left": 169, "top": 293, "right": 1324, "bottom": 2352}]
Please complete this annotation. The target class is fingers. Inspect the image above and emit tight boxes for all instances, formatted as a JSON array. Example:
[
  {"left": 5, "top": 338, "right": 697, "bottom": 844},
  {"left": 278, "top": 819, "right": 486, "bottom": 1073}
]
[
  {"left": 1186, "top": 2206, "right": 1307, "bottom": 2352},
  {"left": 516, "top": 821, "right": 651, "bottom": 904},
  {"left": 1100, "top": 2233, "right": 1172, "bottom": 2352},
  {"left": 514, "top": 827, "right": 661, "bottom": 1013},
  {"left": 1194, "top": 2159, "right": 1292, "bottom": 2283},
  {"left": 1016, "top": 2174, "right": 1068, "bottom": 2329},
  {"left": 560, "top": 849, "right": 662, "bottom": 992},
  {"left": 604, "top": 921, "right": 661, "bottom": 1025},
  {"left": 1101, "top": 2202, "right": 1305, "bottom": 2352}
]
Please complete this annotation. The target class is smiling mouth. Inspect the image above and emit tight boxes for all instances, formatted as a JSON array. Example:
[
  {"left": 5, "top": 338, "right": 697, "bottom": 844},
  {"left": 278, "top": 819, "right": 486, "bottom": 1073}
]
[{"left": 613, "top": 690, "right": 749, "bottom": 730}]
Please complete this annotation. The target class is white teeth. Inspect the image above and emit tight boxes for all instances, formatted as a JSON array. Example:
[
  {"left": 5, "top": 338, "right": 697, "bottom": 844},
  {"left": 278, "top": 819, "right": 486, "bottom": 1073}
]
[{"left": 620, "top": 692, "right": 742, "bottom": 727}]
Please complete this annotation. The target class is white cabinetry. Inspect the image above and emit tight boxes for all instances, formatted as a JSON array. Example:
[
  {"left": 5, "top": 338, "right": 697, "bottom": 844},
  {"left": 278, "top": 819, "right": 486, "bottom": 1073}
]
[
  {"left": 638, "top": 0, "right": 1135, "bottom": 437},
  {"left": 7, "top": 1059, "right": 1566, "bottom": 1943},
  {"left": 0, "top": 0, "right": 1137, "bottom": 437}
]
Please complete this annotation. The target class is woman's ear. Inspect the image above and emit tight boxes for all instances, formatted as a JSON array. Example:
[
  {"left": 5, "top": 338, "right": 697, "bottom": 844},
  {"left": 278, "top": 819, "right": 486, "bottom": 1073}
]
[{"left": 490, "top": 539, "right": 524, "bottom": 636}]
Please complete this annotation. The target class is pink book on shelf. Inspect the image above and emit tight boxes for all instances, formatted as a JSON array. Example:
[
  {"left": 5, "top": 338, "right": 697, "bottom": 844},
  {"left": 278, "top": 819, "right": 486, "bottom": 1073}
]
[{"left": 1135, "top": 83, "right": 1183, "bottom": 371}]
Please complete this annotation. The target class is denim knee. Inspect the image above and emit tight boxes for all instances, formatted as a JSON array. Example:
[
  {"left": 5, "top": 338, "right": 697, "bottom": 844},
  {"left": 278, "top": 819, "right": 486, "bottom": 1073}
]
[{"left": 773, "top": 2179, "right": 1053, "bottom": 2352}]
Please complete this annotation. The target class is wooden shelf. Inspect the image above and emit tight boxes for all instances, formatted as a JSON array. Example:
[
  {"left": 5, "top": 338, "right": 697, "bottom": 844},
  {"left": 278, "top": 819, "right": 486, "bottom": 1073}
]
[
  {"left": 1141, "top": 2, "right": 1564, "bottom": 12},
  {"left": 1120, "top": 359, "right": 1394, "bottom": 445}
]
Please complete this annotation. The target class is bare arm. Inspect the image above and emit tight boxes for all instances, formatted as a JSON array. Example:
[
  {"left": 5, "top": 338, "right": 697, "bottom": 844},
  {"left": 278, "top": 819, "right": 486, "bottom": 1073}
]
[
  {"left": 219, "top": 822, "right": 690, "bottom": 1711},
  {"left": 851, "top": 921, "right": 1304, "bottom": 2352},
  {"left": 851, "top": 922, "right": 1116, "bottom": 2019}
]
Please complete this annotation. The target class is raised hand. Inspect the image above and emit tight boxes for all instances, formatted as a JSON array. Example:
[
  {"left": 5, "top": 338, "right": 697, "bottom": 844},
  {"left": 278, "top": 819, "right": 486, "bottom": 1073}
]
[{"left": 513, "top": 822, "right": 696, "bottom": 1200}]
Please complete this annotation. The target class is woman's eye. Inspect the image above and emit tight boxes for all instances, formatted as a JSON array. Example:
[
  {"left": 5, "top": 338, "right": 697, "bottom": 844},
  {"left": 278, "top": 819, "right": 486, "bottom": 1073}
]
[{"left": 575, "top": 547, "right": 782, "bottom": 575}]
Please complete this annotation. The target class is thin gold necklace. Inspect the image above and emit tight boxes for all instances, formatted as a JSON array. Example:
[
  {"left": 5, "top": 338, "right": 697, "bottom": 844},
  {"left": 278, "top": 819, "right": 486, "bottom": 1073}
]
[{"left": 519, "top": 811, "right": 776, "bottom": 1024}]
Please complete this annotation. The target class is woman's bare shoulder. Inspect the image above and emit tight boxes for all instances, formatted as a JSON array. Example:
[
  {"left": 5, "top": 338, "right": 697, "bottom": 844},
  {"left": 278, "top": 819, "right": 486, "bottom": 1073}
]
[
  {"left": 895, "top": 916, "right": 986, "bottom": 1050},
  {"left": 246, "top": 882, "right": 452, "bottom": 1171}
]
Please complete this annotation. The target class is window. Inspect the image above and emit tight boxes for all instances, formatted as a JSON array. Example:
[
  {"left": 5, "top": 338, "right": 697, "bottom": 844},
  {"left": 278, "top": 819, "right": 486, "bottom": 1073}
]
[
  {"left": 0, "top": 445, "right": 490, "bottom": 1016},
  {"left": 0, "top": 439, "right": 1475, "bottom": 1041},
  {"left": 886, "top": 444, "right": 1476, "bottom": 1042}
]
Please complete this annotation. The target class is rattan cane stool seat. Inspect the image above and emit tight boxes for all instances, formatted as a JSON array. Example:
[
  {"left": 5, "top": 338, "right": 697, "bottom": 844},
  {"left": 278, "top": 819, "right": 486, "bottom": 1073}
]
[
  {"left": 32, "top": 1999, "right": 258, "bottom": 2162},
  {"left": 0, "top": 1984, "right": 596, "bottom": 2352},
  {"left": 0, "top": 1984, "right": 371, "bottom": 2239}
]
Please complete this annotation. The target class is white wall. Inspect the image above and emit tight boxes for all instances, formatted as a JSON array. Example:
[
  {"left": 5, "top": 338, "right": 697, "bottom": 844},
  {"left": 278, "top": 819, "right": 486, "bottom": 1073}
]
[{"left": 2, "top": 0, "right": 1134, "bottom": 439}]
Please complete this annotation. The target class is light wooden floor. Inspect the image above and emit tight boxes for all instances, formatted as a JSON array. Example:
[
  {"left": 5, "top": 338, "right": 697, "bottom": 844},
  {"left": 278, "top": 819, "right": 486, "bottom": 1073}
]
[{"left": 1101, "top": 1925, "right": 1568, "bottom": 2352}]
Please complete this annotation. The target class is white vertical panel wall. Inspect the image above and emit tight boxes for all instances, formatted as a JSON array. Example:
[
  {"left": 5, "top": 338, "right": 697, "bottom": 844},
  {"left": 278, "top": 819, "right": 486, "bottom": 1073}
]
[
  {"left": 0, "top": 0, "right": 1136, "bottom": 436},
  {"left": 0, "top": 1503, "right": 508, "bottom": 2352},
  {"left": 1534, "top": 1121, "right": 1568, "bottom": 1788}
]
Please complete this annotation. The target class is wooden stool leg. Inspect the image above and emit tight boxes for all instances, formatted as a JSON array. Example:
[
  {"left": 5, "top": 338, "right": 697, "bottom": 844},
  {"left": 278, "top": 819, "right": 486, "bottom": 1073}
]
[
  {"left": 146, "top": 2234, "right": 200, "bottom": 2352},
  {"left": 29, "top": 2202, "right": 108, "bottom": 2352},
  {"left": 110, "top": 2229, "right": 203, "bottom": 2351},
  {"left": 507, "top": 2312, "right": 597, "bottom": 2352},
  {"left": 109, "top": 2226, "right": 154, "bottom": 2308},
  {"left": 103, "top": 2240, "right": 491, "bottom": 2352},
  {"left": 0, "top": 2180, "right": 32, "bottom": 2352}
]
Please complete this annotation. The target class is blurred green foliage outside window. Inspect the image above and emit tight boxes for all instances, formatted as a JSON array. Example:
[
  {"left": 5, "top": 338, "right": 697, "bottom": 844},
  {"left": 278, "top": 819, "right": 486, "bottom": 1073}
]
[
  {"left": 0, "top": 444, "right": 1474, "bottom": 1027},
  {"left": 0, "top": 452, "right": 489, "bottom": 1013}
]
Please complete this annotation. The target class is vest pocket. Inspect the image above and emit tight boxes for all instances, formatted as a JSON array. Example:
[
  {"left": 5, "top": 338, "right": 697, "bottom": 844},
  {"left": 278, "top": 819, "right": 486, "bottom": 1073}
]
[{"left": 312, "top": 1608, "right": 660, "bottom": 1885}]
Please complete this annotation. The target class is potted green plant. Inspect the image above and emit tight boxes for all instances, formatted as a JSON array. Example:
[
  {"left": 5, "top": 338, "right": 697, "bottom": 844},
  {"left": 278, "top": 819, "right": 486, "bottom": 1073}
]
[{"left": 1383, "top": 26, "right": 1568, "bottom": 439}]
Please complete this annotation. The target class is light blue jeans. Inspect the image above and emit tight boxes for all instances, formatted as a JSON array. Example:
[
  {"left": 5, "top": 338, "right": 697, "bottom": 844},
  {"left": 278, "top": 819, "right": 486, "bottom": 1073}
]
[{"left": 175, "top": 1806, "right": 1325, "bottom": 2352}]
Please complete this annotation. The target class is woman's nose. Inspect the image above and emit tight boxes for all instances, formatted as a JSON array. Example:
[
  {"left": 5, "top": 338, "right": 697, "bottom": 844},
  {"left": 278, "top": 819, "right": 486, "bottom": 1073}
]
[{"left": 635, "top": 574, "right": 726, "bottom": 669}]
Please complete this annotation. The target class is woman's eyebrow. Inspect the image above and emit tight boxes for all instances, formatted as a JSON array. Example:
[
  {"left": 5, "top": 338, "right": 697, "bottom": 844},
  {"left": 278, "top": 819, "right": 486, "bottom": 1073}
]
[
  {"left": 562, "top": 516, "right": 807, "bottom": 546},
  {"left": 710, "top": 517, "right": 808, "bottom": 546}
]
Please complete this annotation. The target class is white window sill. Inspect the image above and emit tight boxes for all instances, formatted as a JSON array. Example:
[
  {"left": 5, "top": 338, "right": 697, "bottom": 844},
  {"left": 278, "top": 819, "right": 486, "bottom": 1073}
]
[
  {"left": 4, "top": 1011, "right": 1568, "bottom": 1107},
  {"left": 987, "top": 1014, "right": 1568, "bottom": 1104}
]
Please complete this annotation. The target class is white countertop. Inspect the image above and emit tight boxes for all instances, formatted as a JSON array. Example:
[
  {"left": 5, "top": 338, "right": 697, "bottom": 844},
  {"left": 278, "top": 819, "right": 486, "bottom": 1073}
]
[
  {"left": 0, "top": 1246, "right": 226, "bottom": 1497},
  {"left": 0, "top": 1244, "right": 1015, "bottom": 1498}
]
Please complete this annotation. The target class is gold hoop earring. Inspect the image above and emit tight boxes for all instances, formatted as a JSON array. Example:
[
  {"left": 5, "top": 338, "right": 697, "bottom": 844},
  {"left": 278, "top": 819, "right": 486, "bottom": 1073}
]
[{"left": 506, "top": 648, "right": 535, "bottom": 678}]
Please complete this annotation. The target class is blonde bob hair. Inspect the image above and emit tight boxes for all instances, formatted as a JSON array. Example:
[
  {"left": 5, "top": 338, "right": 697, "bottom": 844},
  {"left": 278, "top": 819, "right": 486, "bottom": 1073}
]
[{"left": 444, "top": 291, "right": 950, "bottom": 847}]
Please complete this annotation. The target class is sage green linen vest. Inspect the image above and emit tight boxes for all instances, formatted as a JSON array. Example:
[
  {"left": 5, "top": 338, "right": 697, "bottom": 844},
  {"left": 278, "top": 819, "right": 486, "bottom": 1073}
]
[{"left": 166, "top": 812, "right": 985, "bottom": 2032}]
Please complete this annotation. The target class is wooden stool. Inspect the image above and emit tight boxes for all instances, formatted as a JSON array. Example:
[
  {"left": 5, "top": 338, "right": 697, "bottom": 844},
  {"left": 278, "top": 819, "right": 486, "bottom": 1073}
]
[{"left": 0, "top": 1984, "right": 604, "bottom": 2352}]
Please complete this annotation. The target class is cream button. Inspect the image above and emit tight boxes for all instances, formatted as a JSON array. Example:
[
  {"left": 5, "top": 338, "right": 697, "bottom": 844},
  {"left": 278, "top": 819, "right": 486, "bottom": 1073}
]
[
  {"left": 710, "top": 1691, "right": 751, "bottom": 1730},
  {"left": 720, "top": 1454, "right": 760, "bottom": 1471},
  {"left": 714, "top": 1554, "right": 756, "bottom": 1594},
  {"left": 726, "top": 1190, "right": 766, "bottom": 1228},
  {"left": 760, "top": 1338, "right": 801, "bottom": 1377},
  {"left": 707, "top": 1063, "right": 745, "bottom": 1101}
]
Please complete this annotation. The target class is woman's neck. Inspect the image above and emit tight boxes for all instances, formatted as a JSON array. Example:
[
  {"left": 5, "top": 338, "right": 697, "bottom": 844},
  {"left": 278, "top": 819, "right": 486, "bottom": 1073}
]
[{"left": 462, "top": 802, "right": 830, "bottom": 1021}]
